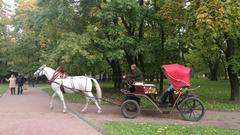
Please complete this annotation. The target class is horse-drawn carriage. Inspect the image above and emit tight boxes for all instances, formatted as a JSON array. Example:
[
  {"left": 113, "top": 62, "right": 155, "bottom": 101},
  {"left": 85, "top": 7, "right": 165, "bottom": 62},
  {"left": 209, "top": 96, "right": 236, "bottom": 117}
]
[
  {"left": 120, "top": 64, "right": 205, "bottom": 121},
  {"left": 34, "top": 64, "right": 205, "bottom": 121}
]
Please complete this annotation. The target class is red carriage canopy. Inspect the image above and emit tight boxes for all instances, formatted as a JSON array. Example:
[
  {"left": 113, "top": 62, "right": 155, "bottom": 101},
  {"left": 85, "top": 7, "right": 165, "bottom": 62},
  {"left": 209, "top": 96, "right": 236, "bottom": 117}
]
[{"left": 162, "top": 64, "right": 191, "bottom": 90}]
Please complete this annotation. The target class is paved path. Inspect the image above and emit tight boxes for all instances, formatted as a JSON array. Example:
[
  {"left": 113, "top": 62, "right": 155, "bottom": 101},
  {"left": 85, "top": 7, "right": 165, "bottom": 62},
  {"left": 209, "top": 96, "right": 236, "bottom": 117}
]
[
  {"left": 0, "top": 87, "right": 101, "bottom": 135},
  {"left": 68, "top": 101, "right": 240, "bottom": 129}
]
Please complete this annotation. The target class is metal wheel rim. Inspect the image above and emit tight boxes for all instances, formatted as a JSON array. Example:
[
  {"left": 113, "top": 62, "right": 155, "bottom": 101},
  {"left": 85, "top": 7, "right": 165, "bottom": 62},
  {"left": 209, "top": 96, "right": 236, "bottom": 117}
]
[
  {"left": 121, "top": 100, "right": 140, "bottom": 118},
  {"left": 179, "top": 97, "right": 205, "bottom": 121}
]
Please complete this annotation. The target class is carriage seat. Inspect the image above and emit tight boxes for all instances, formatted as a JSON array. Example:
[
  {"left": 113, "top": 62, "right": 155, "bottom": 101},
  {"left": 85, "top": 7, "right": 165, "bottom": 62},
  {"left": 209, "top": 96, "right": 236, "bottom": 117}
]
[{"left": 134, "top": 82, "right": 157, "bottom": 94}]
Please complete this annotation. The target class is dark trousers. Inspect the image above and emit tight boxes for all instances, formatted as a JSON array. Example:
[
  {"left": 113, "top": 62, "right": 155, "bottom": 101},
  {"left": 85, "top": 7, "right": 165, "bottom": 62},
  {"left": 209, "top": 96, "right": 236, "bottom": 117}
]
[
  {"left": 10, "top": 87, "right": 15, "bottom": 95},
  {"left": 18, "top": 85, "right": 23, "bottom": 95},
  {"left": 32, "top": 82, "right": 35, "bottom": 87},
  {"left": 31, "top": 81, "right": 35, "bottom": 87}
]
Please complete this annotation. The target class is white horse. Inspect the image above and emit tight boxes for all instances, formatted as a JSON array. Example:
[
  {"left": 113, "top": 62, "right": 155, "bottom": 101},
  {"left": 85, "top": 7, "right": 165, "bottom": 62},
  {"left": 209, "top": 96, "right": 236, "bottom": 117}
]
[{"left": 34, "top": 64, "right": 102, "bottom": 113}]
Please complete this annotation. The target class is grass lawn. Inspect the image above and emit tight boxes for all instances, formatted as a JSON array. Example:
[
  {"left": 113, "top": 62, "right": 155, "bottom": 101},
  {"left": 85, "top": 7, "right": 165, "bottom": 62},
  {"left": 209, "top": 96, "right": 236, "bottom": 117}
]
[
  {"left": 190, "top": 79, "right": 240, "bottom": 111},
  {"left": 0, "top": 83, "right": 9, "bottom": 95},
  {"left": 39, "top": 79, "right": 240, "bottom": 111},
  {"left": 103, "top": 121, "right": 240, "bottom": 135}
]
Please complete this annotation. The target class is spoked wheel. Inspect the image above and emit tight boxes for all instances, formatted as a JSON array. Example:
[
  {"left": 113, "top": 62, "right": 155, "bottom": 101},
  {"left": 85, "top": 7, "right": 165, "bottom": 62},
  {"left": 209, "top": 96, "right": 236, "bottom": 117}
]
[
  {"left": 178, "top": 97, "right": 205, "bottom": 121},
  {"left": 176, "top": 94, "right": 195, "bottom": 111},
  {"left": 121, "top": 99, "right": 140, "bottom": 119}
]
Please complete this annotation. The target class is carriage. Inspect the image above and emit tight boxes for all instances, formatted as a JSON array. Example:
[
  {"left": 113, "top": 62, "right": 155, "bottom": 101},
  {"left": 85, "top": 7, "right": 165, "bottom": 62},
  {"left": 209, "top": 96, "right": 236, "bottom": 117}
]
[
  {"left": 120, "top": 64, "right": 205, "bottom": 121},
  {"left": 34, "top": 64, "right": 205, "bottom": 121}
]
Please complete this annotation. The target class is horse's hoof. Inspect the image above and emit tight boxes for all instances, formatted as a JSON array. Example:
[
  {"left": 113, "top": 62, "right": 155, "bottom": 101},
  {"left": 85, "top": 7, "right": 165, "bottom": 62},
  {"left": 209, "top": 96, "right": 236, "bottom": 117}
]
[
  {"left": 63, "top": 109, "right": 67, "bottom": 113},
  {"left": 81, "top": 109, "right": 86, "bottom": 113},
  {"left": 97, "top": 109, "right": 102, "bottom": 114}
]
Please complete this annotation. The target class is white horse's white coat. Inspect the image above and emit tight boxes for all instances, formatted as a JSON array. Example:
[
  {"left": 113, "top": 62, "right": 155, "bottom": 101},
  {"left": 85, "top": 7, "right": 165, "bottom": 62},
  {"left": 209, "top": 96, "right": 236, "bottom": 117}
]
[{"left": 34, "top": 65, "right": 102, "bottom": 113}]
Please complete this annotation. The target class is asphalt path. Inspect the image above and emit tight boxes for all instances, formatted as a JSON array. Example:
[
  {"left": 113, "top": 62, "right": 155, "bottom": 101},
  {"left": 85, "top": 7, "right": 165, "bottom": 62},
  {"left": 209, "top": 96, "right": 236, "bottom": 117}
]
[{"left": 0, "top": 87, "right": 101, "bottom": 135}]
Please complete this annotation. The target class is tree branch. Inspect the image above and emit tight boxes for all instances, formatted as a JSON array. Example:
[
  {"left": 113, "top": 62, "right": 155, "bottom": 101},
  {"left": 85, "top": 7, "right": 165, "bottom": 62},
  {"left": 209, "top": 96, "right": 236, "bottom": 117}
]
[{"left": 121, "top": 17, "right": 131, "bottom": 34}]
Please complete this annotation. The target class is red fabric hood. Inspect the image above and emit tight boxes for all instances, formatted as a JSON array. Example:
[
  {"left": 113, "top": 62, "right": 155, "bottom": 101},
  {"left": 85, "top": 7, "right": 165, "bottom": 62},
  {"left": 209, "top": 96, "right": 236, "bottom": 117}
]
[{"left": 162, "top": 64, "right": 191, "bottom": 89}]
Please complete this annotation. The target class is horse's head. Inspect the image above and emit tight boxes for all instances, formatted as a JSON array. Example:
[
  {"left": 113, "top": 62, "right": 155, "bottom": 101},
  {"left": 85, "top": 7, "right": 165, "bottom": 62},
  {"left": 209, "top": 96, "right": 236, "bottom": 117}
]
[{"left": 34, "top": 64, "right": 47, "bottom": 78}]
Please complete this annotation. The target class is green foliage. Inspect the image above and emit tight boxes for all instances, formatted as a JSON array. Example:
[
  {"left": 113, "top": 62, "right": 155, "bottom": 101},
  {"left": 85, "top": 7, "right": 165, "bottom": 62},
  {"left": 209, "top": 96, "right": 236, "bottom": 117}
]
[
  {"left": 0, "top": 1, "right": 13, "bottom": 76},
  {"left": 10, "top": 32, "right": 40, "bottom": 74},
  {"left": 0, "top": 84, "right": 8, "bottom": 94},
  {"left": 195, "top": 0, "right": 240, "bottom": 72}
]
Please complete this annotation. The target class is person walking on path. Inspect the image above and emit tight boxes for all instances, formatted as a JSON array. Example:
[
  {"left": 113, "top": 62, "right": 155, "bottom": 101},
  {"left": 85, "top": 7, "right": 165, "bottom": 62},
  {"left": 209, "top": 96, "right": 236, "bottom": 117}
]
[
  {"left": 16, "top": 75, "right": 25, "bottom": 95},
  {"left": 29, "top": 76, "right": 36, "bottom": 88},
  {"left": 5, "top": 74, "right": 16, "bottom": 95}
]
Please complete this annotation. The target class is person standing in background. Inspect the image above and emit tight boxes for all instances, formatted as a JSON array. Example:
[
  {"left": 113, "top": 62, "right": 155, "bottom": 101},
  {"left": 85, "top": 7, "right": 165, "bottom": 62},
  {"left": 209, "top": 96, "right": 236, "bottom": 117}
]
[
  {"left": 16, "top": 75, "right": 25, "bottom": 95},
  {"left": 29, "top": 76, "right": 36, "bottom": 88},
  {"left": 6, "top": 74, "right": 16, "bottom": 95}
]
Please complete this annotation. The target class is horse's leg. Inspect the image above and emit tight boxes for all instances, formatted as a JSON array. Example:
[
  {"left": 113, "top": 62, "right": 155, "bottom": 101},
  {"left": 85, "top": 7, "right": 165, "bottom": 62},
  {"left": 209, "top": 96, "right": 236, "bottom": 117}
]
[
  {"left": 81, "top": 97, "right": 89, "bottom": 112},
  {"left": 87, "top": 92, "right": 102, "bottom": 113},
  {"left": 49, "top": 92, "right": 57, "bottom": 110},
  {"left": 56, "top": 90, "right": 67, "bottom": 113}
]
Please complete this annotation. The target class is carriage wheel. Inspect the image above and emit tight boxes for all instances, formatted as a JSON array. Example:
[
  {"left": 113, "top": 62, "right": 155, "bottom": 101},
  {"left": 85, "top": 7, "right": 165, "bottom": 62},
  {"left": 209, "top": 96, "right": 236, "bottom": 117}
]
[
  {"left": 176, "top": 94, "right": 194, "bottom": 111},
  {"left": 178, "top": 97, "right": 205, "bottom": 121},
  {"left": 121, "top": 100, "right": 140, "bottom": 119}
]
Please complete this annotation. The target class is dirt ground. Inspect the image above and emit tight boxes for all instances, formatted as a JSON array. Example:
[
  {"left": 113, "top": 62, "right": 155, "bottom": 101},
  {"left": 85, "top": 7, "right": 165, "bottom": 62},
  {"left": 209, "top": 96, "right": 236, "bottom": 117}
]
[{"left": 67, "top": 100, "right": 240, "bottom": 129}]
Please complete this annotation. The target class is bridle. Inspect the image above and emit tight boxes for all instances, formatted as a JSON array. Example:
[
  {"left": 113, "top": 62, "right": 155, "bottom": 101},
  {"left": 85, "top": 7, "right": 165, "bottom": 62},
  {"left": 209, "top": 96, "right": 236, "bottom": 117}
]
[
  {"left": 35, "top": 65, "right": 67, "bottom": 85},
  {"left": 35, "top": 66, "right": 45, "bottom": 79}
]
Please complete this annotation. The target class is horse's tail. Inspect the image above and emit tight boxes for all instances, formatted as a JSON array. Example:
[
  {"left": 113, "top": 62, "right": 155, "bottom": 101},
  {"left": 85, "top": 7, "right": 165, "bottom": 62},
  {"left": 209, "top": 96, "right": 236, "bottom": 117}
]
[{"left": 90, "top": 78, "right": 102, "bottom": 103}]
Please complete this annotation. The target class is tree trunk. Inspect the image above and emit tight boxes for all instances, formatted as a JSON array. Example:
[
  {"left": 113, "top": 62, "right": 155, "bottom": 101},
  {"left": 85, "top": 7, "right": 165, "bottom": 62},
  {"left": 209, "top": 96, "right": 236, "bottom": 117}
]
[
  {"left": 125, "top": 52, "right": 134, "bottom": 68},
  {"left": 159, "top": 24, "right": 165, "bottom": 92},
  {"left": 227, "top": 64, "right": 239, "bottom": 102},
  {"left": 156, "top": 71, "right": 160, "bottom": 82},
  {"left": 160, "top": 71, "right": 164, "bottom": 93},
  {"left": 226, "top": 37, "right": 239, "bottom": 102},
  {"left": 107, "top": 59, "right": 123, "bottom": 89},
  {"left": 208, "top": 61, "right": 219, "bottom": 81},
  {"left": 138, "top": 54, "right": 145, "bottom": 75},
  {"left": 220, "top": 56, "right": 228, "bottom": 80}
]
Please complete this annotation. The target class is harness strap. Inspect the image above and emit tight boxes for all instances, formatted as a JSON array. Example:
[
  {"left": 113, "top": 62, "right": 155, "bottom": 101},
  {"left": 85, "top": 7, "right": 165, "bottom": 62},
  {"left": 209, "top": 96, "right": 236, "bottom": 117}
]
[
  {"left": 48, "top": 71, "right": 68, "bottom": 84},
  {"left": 52, "top": 81, "right": 91, "bottom": 93},
  {"left": 70, "top": 77, "right": 75, "bottom": 90},
  {"left": 48, "top": 72, "right": 60, "bottom": 84}
]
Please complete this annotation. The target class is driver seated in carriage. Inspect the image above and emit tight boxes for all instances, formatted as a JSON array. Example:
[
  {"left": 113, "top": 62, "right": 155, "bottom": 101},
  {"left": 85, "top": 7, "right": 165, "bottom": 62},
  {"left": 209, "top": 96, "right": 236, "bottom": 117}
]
[{"left": 124, "top": 64, "right": 144, "bottom": 92}]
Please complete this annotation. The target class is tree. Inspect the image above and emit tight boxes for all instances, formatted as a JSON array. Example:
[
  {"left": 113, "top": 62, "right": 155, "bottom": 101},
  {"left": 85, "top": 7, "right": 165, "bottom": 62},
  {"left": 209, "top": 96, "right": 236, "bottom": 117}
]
[
  {"left": 10, "top": 0, "right": 40, "bottom": 74},
  {"left": 194, "top": 0, "right": 240, "bottom": 102},
  {"left": 0, "top": 0, "right": 14, "bottom": 79}
]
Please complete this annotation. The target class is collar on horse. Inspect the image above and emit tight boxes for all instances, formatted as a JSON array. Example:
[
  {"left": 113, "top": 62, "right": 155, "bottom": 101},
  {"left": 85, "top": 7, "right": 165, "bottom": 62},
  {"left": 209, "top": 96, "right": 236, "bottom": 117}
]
[{"left": 48, "top": 71, "right": 68, "bottom": 84}]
